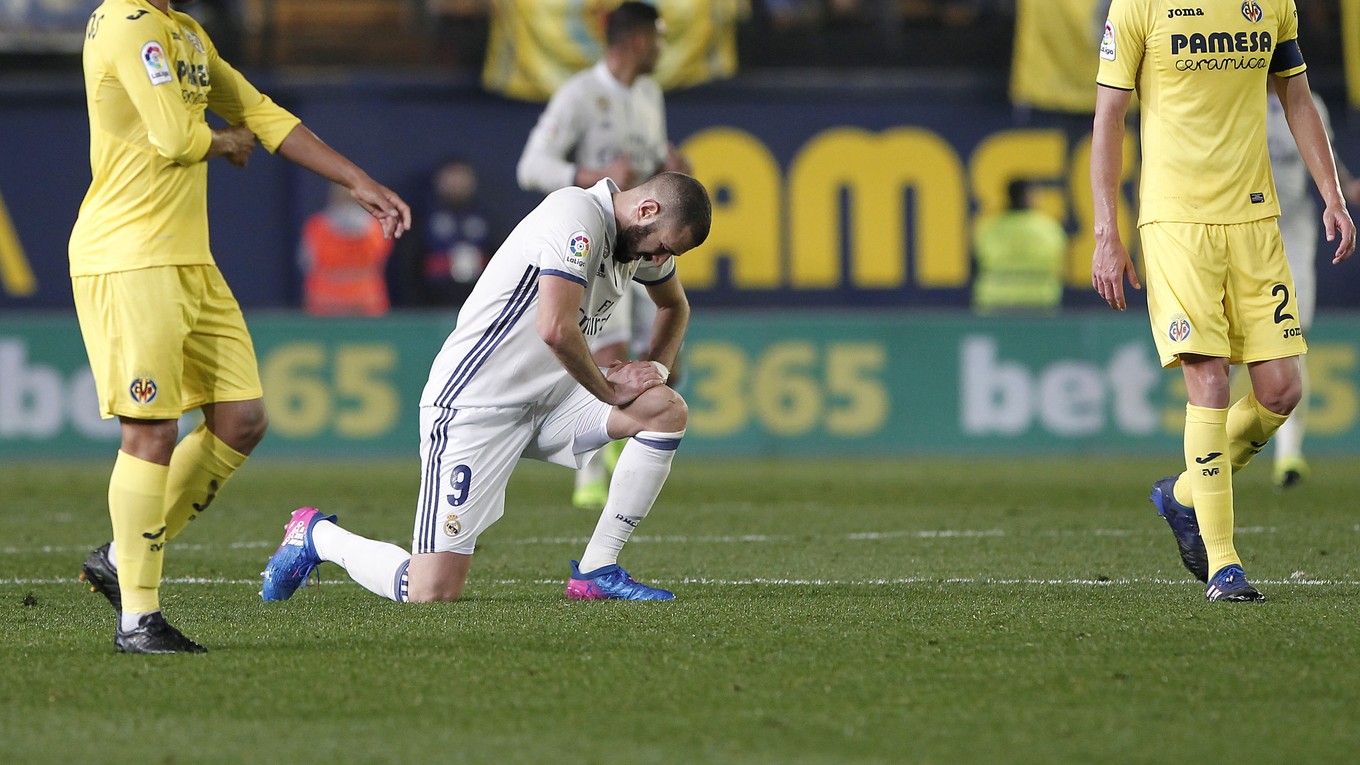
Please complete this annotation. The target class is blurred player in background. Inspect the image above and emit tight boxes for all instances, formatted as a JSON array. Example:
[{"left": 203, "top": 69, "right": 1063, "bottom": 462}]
[
  {"left": 71, "top": 0, "right": 409, "bottom": 653},
  {"left": 1091, "top": 0, "right": 1354, "bottom": 602},
  {"left": 261, "top": 173, "right": 710, "bottom": 604},
  {"left": 517, "top": 1, "right": 692, "bottom": 511},
  {"left": 1264, "top": 90, "right": 1360, "bottom": 489}
]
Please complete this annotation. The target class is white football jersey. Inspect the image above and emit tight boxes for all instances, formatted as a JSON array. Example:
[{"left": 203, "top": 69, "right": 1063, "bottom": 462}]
[
  {"left": 517, "top": 61, "right": 670, "bottom": 193},
  {"left": 420, "top": 179, "right": 675, "bottom": 409}
]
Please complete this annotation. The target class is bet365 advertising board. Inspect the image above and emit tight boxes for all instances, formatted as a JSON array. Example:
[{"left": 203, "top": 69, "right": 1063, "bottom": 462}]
[{"left": 3, "top": 311, "right": 1359, "bottom": 459}]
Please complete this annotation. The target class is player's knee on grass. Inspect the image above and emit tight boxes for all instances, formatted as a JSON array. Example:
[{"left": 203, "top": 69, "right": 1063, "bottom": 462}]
[{"left": 406, "top": 551, "right": 471, "bottom": 602}]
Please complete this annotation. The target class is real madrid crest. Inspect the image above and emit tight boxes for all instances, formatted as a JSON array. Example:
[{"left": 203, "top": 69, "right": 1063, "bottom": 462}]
[{"left": 444, "top": 514, "right": 462, "bottom": 537}]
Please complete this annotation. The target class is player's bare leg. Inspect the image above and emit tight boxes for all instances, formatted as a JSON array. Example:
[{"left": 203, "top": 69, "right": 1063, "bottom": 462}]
[
  {"left": 406, "top": 551, "right": 473, "bottom": 602},
  {"left": 201, "top": 399, "right": 268, "bottom": 455}
]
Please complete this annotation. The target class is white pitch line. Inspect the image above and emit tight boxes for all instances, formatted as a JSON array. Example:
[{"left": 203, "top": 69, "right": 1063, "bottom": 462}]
[
  {"left": 0, "top": 523, "right": 1346, "bottom": 557},
  {"left": 7, "top": 576, "right": 1360, "bottom": 587},
  {"left": 1, "top": 530, "right": 1007, "bottom": 555},
  {"left": 0, "top": 540, "right": 275, "bottom": 556}
]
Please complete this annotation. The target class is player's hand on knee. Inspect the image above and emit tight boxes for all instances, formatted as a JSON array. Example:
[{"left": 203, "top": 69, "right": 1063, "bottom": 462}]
[{"left": 605, "top": 360, "right": 665, "bottom": 406}]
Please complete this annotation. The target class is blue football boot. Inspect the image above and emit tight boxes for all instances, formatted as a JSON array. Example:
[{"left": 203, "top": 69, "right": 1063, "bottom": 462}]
[
  {"left": 261, "top": 507, "right": 336, "bottom": 601},
  {"left": 566, "top": 560, "right": 675, "bottom": 601},
  {"left": 1206, "top": 564, "right": 1265, "bottom": 602},
  {"left": 1150, "top": 476, "right": 1209, "bottom": 583}
]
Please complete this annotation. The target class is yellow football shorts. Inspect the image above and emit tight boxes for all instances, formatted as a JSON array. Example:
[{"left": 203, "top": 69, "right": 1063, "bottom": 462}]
[
  {"left": 72, "top": 265, "right": 263, "bottom": 419},
  {"left": 1140, "top": 218, "right": 1306, "bottom": 368}
]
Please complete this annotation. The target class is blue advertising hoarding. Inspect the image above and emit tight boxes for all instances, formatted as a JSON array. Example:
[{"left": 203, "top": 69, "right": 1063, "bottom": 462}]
[{"left": 3, "top": 75, "right": 1357, "bottom": 311}]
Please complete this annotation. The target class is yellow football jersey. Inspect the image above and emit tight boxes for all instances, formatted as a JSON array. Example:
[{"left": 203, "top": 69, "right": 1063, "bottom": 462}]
[
  {"left": 1097, "top": 0, "right": 1307, "bottom": 226},
  {"left": 69, "top": 0, "right": 301, "bottom": 276}
]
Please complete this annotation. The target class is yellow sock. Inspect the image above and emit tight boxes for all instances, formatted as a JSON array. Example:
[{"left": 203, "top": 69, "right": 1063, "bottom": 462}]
[
  {"left": 1226, "top": 392, "right": 1289, "bottom": 473},
  {"left": 109, "top": 450, "right": 170, "bottom": 614},
  {"left": 1183, "top": 404, "right": 1239, "bottom": 576},
  {"left": 164, "top": 425, "right": 248, "bottom": 541},
  {"left": 1173, "top": 393, "right": 1291, "bottom": 506}
]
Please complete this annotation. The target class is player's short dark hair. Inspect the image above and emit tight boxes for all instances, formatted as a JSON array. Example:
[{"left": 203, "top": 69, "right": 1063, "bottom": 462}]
[
  {"left": 1007, "top": 179, "right": 1031, "bottom": 210},
  {"left": 649, "top": 172, "right": 712, "bottom": 248},
  {"left": 606, "top": 2, "right": 661, "bottom": 47}
]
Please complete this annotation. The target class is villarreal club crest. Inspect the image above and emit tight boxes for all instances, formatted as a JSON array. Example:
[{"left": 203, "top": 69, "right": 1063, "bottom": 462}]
[{"left": 129, "top": 376, "right": 158, "bottom": 405}]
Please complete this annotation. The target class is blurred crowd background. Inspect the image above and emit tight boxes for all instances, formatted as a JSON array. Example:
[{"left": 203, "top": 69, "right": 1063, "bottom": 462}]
[
  {"left": 4, "top": 1, "right": 1360, "bottom": 457},
  {"left": 1, "top": 1, "right": 1349, "bottom": 80}
]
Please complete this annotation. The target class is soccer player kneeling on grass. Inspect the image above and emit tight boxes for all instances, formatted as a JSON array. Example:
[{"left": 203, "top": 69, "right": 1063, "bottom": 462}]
[{"left": 261, "top": 172, "right": 711, "bottom": 603}]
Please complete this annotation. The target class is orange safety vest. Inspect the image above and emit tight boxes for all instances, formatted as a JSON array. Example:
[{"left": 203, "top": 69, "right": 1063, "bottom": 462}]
[{"left": 301, "top": 213, "right": 393, "bottom": 317}]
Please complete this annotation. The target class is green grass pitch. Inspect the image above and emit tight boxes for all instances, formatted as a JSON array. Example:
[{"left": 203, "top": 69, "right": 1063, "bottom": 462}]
[{"left": 2, "top": 455, "right": 1357, "bottom": 764}]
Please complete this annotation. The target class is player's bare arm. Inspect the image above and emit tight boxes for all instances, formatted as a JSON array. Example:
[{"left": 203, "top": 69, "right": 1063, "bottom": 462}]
[
  {"left": 537, "top": 274, "right": 662, "bottom": 406},
  {"left": 1090, "top": 85, "right": 1142, "bottom": 311},
  {"left": 640, "top": 276, "right": 689, "bottom": 375},
  {"left": 1274, "top": 73, "right": 1357, "bottom": 264},
  {"left": 276, "top": 125, "right": 412, "bottom": 240}
]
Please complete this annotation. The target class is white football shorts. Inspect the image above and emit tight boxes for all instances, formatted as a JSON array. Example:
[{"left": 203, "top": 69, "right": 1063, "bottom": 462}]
[{"left": 411, "top": 384, "right": 613, "bottom": 555}]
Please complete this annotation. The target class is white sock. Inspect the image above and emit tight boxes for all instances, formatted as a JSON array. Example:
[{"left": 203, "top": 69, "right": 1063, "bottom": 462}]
[
  {"left": 311, "top": 519, "right": 411, "bottom": 602},
  {"left": 106, "top": 540, "right": 118, "bottom": 569},
  {"left": 575, "top": 450, "right": 607, "bottom": 490},
  {"left": 120, "top": 610, "right": 155, "bottom": 632},
  {"left": 1274, "top": 413, "right": 1303, "bottom": 462},
  {"left": 578, "top": 430, "right": 683, "bottom": 572}
]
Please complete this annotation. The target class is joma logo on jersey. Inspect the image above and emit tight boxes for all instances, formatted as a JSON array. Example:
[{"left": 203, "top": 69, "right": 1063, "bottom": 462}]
[
  {"left": 129, "top": 377, "right": 157, "bottom": 404},
  {"left": 1167, "top": 7, "right": 1204, "bottom": 17},
  {"left": 1171, "top": 31, "right": 1273, "bottom": 55}
]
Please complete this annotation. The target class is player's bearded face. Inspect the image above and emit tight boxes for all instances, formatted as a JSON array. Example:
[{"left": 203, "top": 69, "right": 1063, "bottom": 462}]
[{"left": 615, "top": 221, "right": 658, "bottom": 262}]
